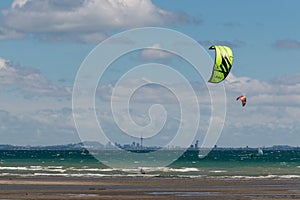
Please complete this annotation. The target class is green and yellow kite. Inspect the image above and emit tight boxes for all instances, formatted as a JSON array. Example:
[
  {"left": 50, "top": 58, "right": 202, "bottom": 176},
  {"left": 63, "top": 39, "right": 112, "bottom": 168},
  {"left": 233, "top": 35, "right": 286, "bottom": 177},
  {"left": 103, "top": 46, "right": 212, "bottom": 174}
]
[{"left": 208, "top": 45, "right": 233, "bottom": 83}]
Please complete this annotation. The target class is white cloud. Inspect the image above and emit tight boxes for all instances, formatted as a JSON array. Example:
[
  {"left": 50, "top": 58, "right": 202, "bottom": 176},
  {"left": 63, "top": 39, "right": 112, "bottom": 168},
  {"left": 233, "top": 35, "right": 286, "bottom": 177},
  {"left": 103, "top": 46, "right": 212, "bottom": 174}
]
[
  {"left": 1, "top": 65, "right": 300, "bottom": 147},
  {"left": 219, "top": 73, "right": 300, "bottom": 147},
  {"left": 225, "top": 73, "right": 300, "bottom": 107},
  {"left": 12, "top": 0, "right": 28, "bottom": 8},
  {"left": 0, "top": 108, "right": 79, "bottom": 146},
  {"left": 0, "top": 27, "right": 24, "bottom": 40},
  {"left": 272, "top": 73, "right": 300, "bottom": 85},
  {"left": 97, "top": 73, "right": 300, "bottom": 131},
  {"left": 140, "top": 43, "right": 174, "bottom": 60},
  {"left": 0, "top": 58, "right": 6, "bottom": 69},
  {"left": 0, "top": 57, "right": 71, "bottom": 98},
  {"left": 2, "top": 0, "right": 188, "bottom": 42}
]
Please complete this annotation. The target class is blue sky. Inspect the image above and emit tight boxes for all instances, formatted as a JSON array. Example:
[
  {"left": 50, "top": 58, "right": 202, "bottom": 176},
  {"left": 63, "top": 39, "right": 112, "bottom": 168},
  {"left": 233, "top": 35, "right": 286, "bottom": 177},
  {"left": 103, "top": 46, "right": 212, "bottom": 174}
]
[{"left": 0, "top": 0, "right": 299, "bottom": 147}]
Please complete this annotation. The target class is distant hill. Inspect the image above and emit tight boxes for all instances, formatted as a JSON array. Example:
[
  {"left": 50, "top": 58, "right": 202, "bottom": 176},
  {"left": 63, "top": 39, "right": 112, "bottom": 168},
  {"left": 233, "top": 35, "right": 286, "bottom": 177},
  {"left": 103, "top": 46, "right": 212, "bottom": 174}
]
[
  {"left": 0, "top": 143, "right": 85, "bottom": 150},
  {"left": 0, "top": 143, "right": 298, "bottom": 151}
]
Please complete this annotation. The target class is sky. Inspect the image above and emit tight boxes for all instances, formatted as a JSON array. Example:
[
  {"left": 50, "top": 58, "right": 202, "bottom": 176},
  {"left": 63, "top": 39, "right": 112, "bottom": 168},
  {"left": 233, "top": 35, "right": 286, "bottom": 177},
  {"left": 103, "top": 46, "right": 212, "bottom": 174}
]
[{"left": 0, "top": 0, "right": 299, "bottom": 148}]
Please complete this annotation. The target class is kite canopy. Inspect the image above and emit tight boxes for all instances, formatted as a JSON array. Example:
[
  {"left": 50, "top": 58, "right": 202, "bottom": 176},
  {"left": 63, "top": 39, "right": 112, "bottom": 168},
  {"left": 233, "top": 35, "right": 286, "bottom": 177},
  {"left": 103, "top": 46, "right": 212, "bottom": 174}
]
[
  {"left": 236, "top": 95, "right": 246, "bottom": 107},
  {"left": 208, "top": 45, "right": 233, "bottom": 83}
]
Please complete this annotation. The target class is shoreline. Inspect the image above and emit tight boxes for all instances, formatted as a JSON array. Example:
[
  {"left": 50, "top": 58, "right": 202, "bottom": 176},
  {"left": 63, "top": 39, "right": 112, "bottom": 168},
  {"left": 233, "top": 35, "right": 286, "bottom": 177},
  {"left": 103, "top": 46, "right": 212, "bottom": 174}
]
[{"left": 0, "top": 176, "right": 299, "bottom": 199}]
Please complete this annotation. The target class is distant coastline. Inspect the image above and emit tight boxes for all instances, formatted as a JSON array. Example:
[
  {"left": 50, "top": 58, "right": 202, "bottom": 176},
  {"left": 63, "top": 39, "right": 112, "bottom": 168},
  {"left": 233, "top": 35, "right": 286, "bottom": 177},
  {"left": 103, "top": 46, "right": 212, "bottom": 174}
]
[{"left": 0, "top": 142, "right": 298, "bottom": 151}]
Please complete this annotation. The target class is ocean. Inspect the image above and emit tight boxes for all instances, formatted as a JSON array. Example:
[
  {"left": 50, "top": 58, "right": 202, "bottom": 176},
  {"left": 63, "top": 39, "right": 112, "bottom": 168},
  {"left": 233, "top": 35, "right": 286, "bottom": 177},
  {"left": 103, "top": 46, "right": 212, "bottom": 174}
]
[{"left": 0, "top": 149, "right": 299, "bottom": 179}]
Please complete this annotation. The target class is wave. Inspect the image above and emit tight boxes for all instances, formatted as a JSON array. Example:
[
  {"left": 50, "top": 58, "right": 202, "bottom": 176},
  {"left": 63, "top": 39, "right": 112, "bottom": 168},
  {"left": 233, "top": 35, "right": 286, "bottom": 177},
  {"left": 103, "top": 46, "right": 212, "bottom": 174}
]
[
  {"left": 0, "top": 165, "right": 299, "bottom": 180},
  {"left": 214, "top": 175, "right": 300, "bottom": 180},
  {"left": 0, "top": 166, "right": 66, "bottom": 173},
  {"left": 208, "top": 170, "right": 228, "bottom": 173},
  {"left": 1, "top": 172, "right": 299, "bottom": 180}
]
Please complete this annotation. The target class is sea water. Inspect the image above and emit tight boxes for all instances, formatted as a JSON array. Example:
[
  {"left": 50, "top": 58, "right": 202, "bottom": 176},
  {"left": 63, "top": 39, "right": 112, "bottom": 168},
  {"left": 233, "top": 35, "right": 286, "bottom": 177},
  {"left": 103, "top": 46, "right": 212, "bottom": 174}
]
[{"left": 0, "top": 149, "right": 299, "bottom": 179}]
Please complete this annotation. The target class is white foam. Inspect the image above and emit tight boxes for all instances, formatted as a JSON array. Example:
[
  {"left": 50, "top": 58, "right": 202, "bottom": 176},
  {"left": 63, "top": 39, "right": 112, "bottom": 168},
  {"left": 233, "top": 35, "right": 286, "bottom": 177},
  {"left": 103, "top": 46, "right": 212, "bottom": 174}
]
[
  {"left": 70, "top": 168, "right": 115, "bottom": 172},
  {"left": 208, "top": 170, "right": 227, "bottom": 173},
  {"left": 137, "top": 167, "right": 200, "bottom": 173},
  {"left": 215, "top": 174, "right": 300, "bottom": 180},
  {"left": 0, "top": 167, "right": 29, "bottom": 170},
  {"left": 169, "top": 168, "right": 199, "bottom": 172},
  {"left": 0, "top": 166, "right": 66, "bottom": 173}
]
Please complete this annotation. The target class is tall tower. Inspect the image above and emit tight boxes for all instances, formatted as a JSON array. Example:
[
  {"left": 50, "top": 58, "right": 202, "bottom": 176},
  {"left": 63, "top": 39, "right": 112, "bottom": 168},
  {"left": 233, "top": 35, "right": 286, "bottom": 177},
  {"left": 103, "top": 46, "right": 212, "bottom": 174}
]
[{"left": 140, "top": 136, "right": 143, "bottom": 147}]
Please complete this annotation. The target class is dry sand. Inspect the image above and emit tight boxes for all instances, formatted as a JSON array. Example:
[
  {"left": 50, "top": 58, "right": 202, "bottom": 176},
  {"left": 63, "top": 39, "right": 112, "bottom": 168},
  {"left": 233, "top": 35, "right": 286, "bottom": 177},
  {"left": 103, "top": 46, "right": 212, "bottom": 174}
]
[{"left": 0, "top": 176, "right": 299, "bottom": 199}]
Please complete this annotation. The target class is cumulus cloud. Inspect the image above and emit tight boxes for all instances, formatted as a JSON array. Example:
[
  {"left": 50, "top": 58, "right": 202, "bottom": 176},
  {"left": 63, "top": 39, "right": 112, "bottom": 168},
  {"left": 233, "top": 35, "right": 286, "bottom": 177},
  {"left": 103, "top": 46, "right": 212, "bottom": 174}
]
[
  {"left": 140, "top": 43, "right": 174, "bottom": 60},
  {"left": 0, "top": 108, "right": 79, "bottom": 146},
  {"left": 271, "top": 73, "right": 300, "bottom": 85},
  {"left": 225, "top": 73, "right": 300, "bottom": 107},
  {"left": 12, "top": 0, "right": 28, "bottom": 8},
  {"left": 1, "top": 60, "right": 299, "bottom": 146},
  {"left": 0, "top": 57, "right": 71, "bottom": 98},
  {"left": 221, "top": 73, "right": 300, "bottom": 146},
  {"left": 2, "top": 0, "right": 189, "bottom": 43},
  {"left": 0, "top": 26, "right": 24, "bottom": 40},
  {"left": 91, "top": 73, "right": 300, "bottom": 147}
]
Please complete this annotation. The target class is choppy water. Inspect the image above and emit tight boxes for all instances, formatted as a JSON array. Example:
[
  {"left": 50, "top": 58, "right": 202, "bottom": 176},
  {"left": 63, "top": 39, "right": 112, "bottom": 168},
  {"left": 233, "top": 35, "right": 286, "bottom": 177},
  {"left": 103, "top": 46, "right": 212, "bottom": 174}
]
[{"left": 0, "top": 149, "right": 299, "bottom": 179}]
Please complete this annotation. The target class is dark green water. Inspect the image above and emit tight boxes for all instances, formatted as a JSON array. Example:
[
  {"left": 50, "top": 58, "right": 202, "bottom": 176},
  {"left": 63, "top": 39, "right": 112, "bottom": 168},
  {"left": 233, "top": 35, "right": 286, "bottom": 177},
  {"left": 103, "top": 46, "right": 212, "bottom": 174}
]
[{"left": 0, "top": 149, "right": 299, "bottom": 178}]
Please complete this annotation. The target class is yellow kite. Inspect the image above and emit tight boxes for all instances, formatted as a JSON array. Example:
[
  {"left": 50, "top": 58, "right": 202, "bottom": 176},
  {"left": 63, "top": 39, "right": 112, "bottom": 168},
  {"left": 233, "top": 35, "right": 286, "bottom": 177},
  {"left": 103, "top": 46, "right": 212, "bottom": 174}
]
[{"left": 208, "top": 45, "right": 233, "bottom": 83}]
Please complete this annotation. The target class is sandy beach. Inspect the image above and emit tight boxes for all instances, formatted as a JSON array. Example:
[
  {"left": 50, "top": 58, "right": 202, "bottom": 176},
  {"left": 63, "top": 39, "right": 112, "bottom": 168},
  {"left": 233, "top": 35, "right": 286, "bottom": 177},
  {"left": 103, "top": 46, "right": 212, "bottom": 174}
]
[{"left": 0, "top": 176, "right": 299, "bottom": 199}]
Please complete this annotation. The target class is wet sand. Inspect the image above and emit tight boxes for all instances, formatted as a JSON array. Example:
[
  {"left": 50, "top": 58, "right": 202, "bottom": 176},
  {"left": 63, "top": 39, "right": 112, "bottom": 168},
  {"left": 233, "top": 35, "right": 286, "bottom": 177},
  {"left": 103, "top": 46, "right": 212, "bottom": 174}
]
[{"left": 0, "top": 176, "right": 299, "bottom": 199}]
